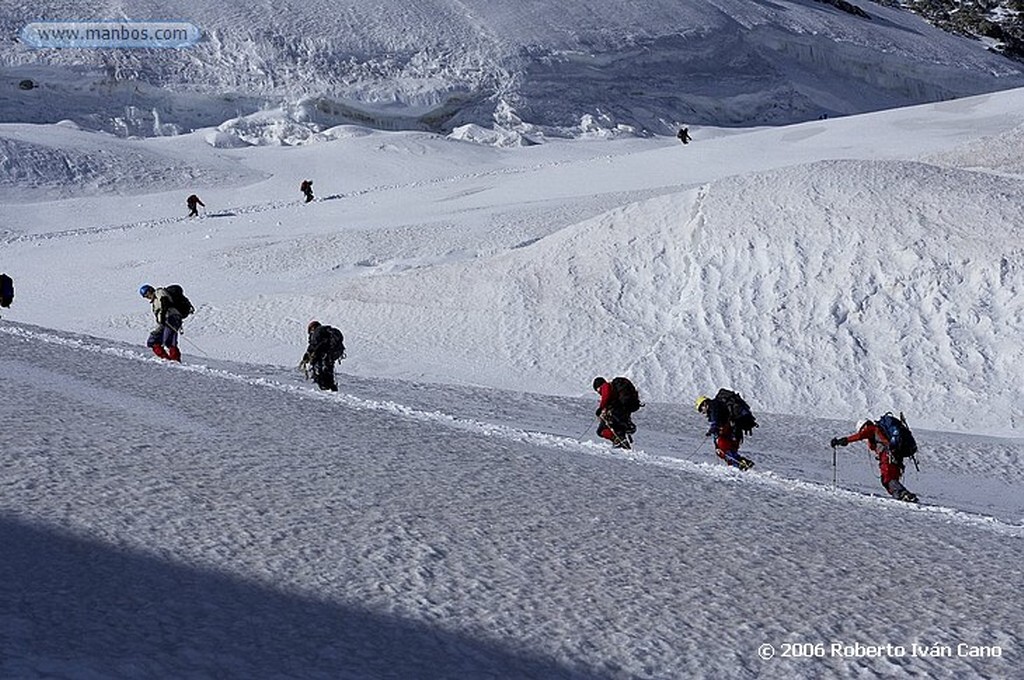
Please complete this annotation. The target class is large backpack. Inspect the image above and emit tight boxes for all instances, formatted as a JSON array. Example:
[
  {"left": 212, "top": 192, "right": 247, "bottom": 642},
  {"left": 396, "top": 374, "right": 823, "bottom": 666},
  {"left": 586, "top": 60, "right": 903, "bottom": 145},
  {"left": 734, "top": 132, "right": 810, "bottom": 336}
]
[
  {"left": 327, "top": 327, "right": 346, "bottom": 362},
  {"left": 714, "top": 388, "right": 758, "bottom": 435},
  {"left": 163, "top": 284, "right": 194, "bottom": 320},
  {"left": 876, "top": 412, "right": 917, "bottom": 464},
  {"left": 611, "top": 376, "right": 643, "bottom": 413},
  {"left": 0, "top": 273, "right": 13, "bottom": 308}
]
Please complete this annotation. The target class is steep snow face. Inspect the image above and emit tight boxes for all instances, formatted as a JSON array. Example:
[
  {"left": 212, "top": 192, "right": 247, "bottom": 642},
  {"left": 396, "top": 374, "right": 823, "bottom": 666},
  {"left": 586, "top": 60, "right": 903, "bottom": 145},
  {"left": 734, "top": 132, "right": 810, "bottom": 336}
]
[
  {"left": 2, "top": 0, "right": 1023, "bottom": 136},
  {"left": 320, "top": 159, "right": 1024, "bottom": 435}
]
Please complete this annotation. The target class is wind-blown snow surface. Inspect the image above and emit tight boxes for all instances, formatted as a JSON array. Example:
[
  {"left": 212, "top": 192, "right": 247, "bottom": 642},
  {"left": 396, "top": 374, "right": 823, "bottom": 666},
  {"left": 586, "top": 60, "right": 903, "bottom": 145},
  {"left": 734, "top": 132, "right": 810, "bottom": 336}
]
[
  {"left": 3, "top": 68, "right": 1024, "bottom": 680},
  {"left": 3, "top": 0, "right": 1024, "bottom": 136},
  {"left": 1, "top": 323, "right": 1021, "bottom": 679}
]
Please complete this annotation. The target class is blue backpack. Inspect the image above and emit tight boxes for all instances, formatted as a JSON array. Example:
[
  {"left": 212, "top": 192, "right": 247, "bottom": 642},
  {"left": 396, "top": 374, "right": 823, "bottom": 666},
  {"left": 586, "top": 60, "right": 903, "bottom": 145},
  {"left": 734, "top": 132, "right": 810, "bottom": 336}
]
[{"left": 876, "top": 412, "right": 918, "bottom": 464}]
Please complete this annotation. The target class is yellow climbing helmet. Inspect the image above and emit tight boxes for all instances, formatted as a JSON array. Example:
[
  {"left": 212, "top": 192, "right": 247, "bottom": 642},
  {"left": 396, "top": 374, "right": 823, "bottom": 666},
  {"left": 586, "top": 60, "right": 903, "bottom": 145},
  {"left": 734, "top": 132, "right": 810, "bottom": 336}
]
[{"left": 695, "top": 395, "right": 710, "bottom": 412}]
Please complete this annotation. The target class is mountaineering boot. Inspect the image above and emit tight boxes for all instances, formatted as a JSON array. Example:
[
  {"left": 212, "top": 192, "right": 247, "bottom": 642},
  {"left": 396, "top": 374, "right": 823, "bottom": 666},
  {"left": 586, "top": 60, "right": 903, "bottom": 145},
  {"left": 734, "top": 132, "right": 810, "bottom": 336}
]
[
  {"left": 721, "top": 451, "right": 749, "bottom": 469},
  {"left": 315, "top": 373, "right": 336, "bottom": 391},
  {"left": 152, "top": 344, "right": 168, "bottom": 359},
  {"left": 887, "top": 480, "right": 917, "bottom": 503},
  {"left": 167, "top": 346, "right": 181, "bottom": 362},
  {"left": 609, "top": 427, "right": 632, "bottom": 449}
]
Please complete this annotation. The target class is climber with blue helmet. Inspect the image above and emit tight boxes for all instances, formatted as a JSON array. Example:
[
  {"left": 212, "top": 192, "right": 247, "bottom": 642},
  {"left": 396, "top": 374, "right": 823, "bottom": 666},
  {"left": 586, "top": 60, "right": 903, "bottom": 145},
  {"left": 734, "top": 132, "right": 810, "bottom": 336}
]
[{"left": 139, "top": 283, "right": 184, "bottom": 362}]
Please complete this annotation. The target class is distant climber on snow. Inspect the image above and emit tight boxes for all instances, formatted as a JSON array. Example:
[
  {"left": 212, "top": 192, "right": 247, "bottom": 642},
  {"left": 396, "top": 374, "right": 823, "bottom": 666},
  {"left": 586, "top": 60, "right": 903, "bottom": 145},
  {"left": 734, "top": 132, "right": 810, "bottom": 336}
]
[
  {"left": 592, "top": 376, "right": 643, "bottom": 449},
  {"left": 139, "top": 284, "right": 194, "bottom": 362},
  {"left": 0, "top": 272, "right": 14, "bottom": 316},
  {"left": 677, "top": 127, "right": 691, "bottom": 144},
  {"left": 695, "top": 389, "right": 757, "bottom": 470},
  {"left": 300, "top": 320, "right": 346, "bottom": 391},
  {"left": 186, "top": 194, "right": 205, "bottom": 217},
  {"left": 300, "top": 179, "right": 314, "bottom": 203},
  {"left": 830, "top": 414, "right": 919, "bottom": 503}
]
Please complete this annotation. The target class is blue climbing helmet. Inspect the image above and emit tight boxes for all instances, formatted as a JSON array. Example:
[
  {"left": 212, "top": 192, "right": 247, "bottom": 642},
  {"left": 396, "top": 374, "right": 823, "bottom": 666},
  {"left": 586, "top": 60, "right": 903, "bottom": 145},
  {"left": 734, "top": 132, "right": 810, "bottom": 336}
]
[{"left": 139, "top": 284, "right": 155, "bottom": 297}]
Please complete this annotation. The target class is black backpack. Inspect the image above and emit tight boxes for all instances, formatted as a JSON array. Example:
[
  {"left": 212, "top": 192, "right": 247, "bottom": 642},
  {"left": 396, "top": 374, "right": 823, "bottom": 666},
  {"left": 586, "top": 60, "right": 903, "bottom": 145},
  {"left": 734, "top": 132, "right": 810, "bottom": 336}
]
[
  {"left": 327, "top": 327, "right": 346, "bottom": 361},
  {"left": 876, "top": 412, "right": 918, "bottom": 464},
  {"left": 611, "top": 377, "right": 643, "bottom": 413},
  {"left": 164, "top": 284, "right": 194, "bottom": 320},
  {"left": 0, "top": 273, "right": 13, "bottom": 308},
  {"left": 714, "top": 388, "right": 758, "bottom": 435}
]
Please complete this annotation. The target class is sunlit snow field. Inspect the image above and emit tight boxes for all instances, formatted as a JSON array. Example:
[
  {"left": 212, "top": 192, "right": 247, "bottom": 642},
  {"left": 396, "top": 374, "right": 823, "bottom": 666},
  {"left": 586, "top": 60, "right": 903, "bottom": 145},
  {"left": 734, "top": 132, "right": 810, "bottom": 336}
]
[{"left": 1, "top": 1, "right": 1023, "bottom": 677}]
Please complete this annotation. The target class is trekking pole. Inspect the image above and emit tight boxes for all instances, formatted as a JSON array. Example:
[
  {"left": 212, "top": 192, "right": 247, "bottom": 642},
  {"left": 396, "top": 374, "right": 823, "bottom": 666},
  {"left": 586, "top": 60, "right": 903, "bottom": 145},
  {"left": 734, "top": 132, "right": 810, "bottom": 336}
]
[
  {"left": 178, "top": 333, "right": 211, "bottom": 358},
  {"left": 831, "top": 444, "right": 837, "bottom": 492},
  {"left": 683, "top": 437, "right": 707, "bottom": 459},
  {"left": 577, "top": 417, "right": 598, "bottom": 440},
  {"left": 166, "top": 320, "right": 211, "bottom": 359}
]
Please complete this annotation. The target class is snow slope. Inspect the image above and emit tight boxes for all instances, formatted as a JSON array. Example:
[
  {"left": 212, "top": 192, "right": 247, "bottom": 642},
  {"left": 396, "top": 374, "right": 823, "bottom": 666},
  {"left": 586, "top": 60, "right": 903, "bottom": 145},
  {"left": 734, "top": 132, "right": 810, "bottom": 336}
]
[
  {"left": 2, "top": 88, "right": 1023, "bottom": 435},
  {"left": 3, "top": 0, "right": 1024, "bottom": 135},
  {"left": 1, "top": 323, "right": 1021, "bottom": 679},
  {"left": 0, "top": 122, "right": 259, "bottom": 201},
  {"left": 2, "top": 7, "right": 1024, "bottom": 675}
]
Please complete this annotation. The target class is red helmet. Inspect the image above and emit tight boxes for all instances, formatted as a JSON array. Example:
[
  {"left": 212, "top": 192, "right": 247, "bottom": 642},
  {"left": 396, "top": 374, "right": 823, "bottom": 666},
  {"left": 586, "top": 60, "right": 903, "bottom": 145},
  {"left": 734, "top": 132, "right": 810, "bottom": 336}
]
[{"left": 307, "top": 320, "right": 321, "bottom": 334}]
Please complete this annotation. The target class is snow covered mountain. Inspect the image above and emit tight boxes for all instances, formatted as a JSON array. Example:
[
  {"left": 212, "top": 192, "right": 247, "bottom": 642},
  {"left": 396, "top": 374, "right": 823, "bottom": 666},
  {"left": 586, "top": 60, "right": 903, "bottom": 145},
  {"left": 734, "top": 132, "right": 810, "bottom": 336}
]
[
  {"left": 886, "top": 0, "right": 1024, "bottom": 61},
  {"left": 2, "top": 1, "right": 1023, "bottom": 677},
  {"left": 3, "top": 0, "right": 1024, "bottom": 138}
]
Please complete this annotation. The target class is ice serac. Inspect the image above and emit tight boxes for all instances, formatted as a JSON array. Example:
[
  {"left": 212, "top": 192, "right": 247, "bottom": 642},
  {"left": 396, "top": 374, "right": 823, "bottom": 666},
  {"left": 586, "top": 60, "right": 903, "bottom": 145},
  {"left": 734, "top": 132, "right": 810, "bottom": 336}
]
[{"left": 0, "top": 0, "right": 1021, "bottom": 136}]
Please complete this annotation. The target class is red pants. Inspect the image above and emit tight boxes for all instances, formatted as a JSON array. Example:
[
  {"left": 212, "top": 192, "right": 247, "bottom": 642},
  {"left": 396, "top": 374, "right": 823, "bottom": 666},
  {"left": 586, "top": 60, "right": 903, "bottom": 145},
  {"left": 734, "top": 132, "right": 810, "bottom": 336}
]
[
  {"left": 716, "top": 434, "right": 739, "bottom": 456},
  {"left": 715, "top": 431, "right": 747, "bottom": 467},
  {"left": 879, "top": 450, "right": 903, "bottom": 489}
]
